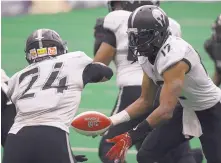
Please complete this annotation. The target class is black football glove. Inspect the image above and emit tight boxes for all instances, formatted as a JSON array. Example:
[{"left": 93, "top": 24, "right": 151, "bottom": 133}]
[{"left": 75, "top": 155, "right": 88, "bottom": 162}]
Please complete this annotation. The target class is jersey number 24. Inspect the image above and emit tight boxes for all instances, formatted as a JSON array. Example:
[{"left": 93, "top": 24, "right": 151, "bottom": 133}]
[{"left": 18, "top": 62, "right": 67, "bottom": 100}]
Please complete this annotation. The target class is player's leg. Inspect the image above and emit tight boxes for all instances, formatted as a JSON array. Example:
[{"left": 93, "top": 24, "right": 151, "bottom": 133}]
[
  {"left": 99, "top": 86, "right": 145, "bottom": 163},
  {"left": 196, "top": 101, "right": 221, "bottom": 163},
  {"left": 3, "top": 126, "right": 77, "bottom": 163},
  {"left": 136, "top": 106, "right": 196, "bottom": 163}
]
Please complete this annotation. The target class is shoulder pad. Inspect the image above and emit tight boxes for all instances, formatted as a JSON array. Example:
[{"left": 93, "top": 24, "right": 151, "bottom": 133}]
[
  {"left": 156, "top": 37, "right": 187, "bottom": 75},
  {"left": 103, "top": 10, "right": 131, "bottom": 32},
  {"left": 168, "top": 17, "right": 182, "bottom": 37},
  {"left": 66, "top": 51, "right": 92, "bottom": 60},
  {"left": 71, "top": 51, "right": 92, "bottom": 65}
]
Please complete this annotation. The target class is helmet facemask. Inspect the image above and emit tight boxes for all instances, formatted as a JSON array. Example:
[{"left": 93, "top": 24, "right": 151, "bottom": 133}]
[{"left": 128, "top": 28, "right": 169, "bottom": 64}]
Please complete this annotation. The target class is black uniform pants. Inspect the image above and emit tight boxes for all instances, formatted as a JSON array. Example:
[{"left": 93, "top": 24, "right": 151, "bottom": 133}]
[
  {"left": 3, "top": 126, "right": 77, "bottom": 163},
  {"left": 137, "top": 101, "right": 221, "bottom": 163}
]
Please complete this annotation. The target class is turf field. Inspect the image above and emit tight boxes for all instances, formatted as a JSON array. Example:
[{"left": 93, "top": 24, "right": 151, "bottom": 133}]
[{"left": 1, "top": 2, "right": 221, "bottom": 162}]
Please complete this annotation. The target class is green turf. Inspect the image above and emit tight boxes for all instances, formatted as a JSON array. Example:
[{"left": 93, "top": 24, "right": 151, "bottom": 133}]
[{"left": 2, "top": 2, "right": 221, "bottom": 162}]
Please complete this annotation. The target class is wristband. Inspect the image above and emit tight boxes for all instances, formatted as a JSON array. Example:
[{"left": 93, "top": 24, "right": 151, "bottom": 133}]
[
  {"left": 109, "top": 110, "right": 130, "bottom": 126},
  {"left": 128, "top": 120, "right": 153, "bottom": 145}
]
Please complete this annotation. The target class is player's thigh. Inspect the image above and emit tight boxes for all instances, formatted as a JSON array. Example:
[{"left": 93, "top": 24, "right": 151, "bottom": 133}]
[
  {"left": 34, "top": 126, "right": 77, "bottom": 163},
  {"left": 3, "top": 126, "right": 77, "bottom": 163},
  {"left": 196, "top": 101, "right": 221, "bottom": 163},
  {"left": 3, "top": 133, "right": 29, "bottom": 163},
  {"left": 137, "top": 106, "right": 191, "bottom": 163}
]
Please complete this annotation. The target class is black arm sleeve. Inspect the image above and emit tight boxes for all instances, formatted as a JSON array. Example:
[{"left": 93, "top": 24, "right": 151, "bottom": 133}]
[
  {"left": 82, "top": 63, "right": 113, "bottom": 86},
  {"left": 93, "top": 17, "right": 116, "bottom": 55}
]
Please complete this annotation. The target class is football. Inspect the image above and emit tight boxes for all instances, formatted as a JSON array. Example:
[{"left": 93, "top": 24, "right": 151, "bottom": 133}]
[{"left": 71, "top": 111, "right": 112, "bottom": 136}]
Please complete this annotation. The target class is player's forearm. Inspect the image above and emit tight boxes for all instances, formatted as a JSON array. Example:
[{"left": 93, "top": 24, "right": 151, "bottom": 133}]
[
  {"left": 147, "top": 81, "right": 180, "bottom": 128},
  {"left": 125, "top": 97, "right": 149, "bottom": 119},
  {"left": 146, "top": 105, "right": 174, "bottom": 128},
  {"left": 110, "top": 97, "right": 150, "bottom": 126}
]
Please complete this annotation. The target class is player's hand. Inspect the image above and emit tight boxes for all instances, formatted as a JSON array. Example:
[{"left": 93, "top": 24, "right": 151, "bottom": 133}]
[
  {"left": 75, "top": 155, "right": 88, "bottom": 162},
  {"left": 106, "top": 132, "right": 132, "bottom": 163}
]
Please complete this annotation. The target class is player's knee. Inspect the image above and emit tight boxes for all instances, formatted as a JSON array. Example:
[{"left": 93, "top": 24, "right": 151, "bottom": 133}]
[{"left": 137, "top": 148, "right": 157, "bottom": 163}]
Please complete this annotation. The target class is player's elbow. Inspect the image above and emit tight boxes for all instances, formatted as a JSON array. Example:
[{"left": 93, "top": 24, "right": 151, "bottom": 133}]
[
  {"left": 93, "top": 62, "right": 113, "bottom": 80},
  {"left": 102, "top": 66, "right": 113, "bottom": 81}
]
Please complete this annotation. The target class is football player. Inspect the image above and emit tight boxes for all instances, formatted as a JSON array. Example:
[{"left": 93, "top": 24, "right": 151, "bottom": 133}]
[
  {"left": 102, "top": 5, "right": 221, "bottom": 163},
  {"left": 93, "top": 1, "right": 202, "bottom": 163},
  {"left": 1, "top": 72, "right": 87, "bottom": 163},
  {"left": 204, "top": 14, "right": 221, "bottom": 87},
  {"left": 2, "top": 29, "right": 113, "bottom": 163}
]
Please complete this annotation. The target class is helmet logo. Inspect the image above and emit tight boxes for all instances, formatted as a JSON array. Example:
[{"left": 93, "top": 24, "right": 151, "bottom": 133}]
[
  {"left": 48, "top": 47, "right": 58, "bottom": 56},
  {"left": 152, "top": 9, "right": 166, "bottom": 27}
]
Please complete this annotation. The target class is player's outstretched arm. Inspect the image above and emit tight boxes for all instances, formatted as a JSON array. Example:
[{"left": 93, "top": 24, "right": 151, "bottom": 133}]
[
  {"left": 110, "top": 72, "right": 157, "bottom": 126},
  {"left": 82, "top": 62, "right": 113, "bottom": 85}
]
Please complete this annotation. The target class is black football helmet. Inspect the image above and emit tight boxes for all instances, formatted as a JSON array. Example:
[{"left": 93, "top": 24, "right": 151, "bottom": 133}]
[
  {"left": 25, "top": 29, "right": 68, "bottom": 64},
  {"left": 107, "top": 0, "right": 160, "bottom": 12},
  {"left": 127, "top": 5, "right": 169, "bottom": 64}
]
